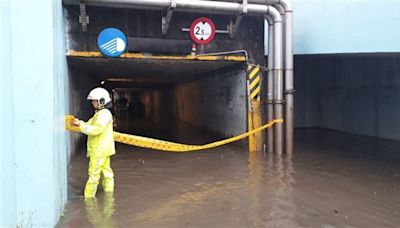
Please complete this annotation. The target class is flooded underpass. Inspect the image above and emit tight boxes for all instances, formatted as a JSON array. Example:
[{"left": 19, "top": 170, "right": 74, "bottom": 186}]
[
  {"left": 57, "top": 121, "right": 400, "bottom": 227},
  {"left": 57, "top": 4, "right": 400, "bottom": 227},
  {"left": 4, "top": 1, "right": 400, "bottom": 227},
  {"left": 61, "top": 43, "right": 400, "bottom": 228}
]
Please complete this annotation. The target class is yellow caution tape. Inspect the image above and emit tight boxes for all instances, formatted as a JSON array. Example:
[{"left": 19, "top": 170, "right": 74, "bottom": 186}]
[
  {"left": 65, "top": 115, "right": 81, "bottom": 132},
  {"left": 65, "top": 115, "right": 283, "bottom": 152}
]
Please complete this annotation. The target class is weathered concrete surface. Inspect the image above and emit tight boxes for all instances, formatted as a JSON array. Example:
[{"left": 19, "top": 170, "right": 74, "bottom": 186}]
[
  {"left": 294, "top": 53, "right": 400, "bottom": 141},
  {"left": 293, "top": 55, "right": 320, "bottom": 128},
  {"left": 67, "top": 65, "right": 99, "bottom": 159},
  {"left": 66, "top": 56, "right": 244, "bottom": 85},
  {"left": 0, "top": 1, "right": 16, "bottom": 226},
  {"left": 64, "top": 6, "right": 265, "bottom": 64},
  {"left": 175, "top": 66, "right": 247, "bottom": 137}
]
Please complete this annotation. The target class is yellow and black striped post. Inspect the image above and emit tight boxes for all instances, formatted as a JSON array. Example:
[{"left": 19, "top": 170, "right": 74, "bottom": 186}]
[
  {"left": 247, "top": 64, "right": 263, "bottom": 152},
  {"left": 247, "top": 64, "right": 261, "bottom": 100}
]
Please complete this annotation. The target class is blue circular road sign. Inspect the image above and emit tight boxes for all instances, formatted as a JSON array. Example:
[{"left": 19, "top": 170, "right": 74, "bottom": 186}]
[{"left": 97, "top": 28, "right": 127, "bottom": 57}]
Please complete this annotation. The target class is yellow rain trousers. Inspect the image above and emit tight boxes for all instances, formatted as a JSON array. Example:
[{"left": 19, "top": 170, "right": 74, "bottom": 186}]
[
  {"left": 85, "top": 157, "right": 114, "bottom": 198},
  {"left": 79, "top": 108, "right": 116, "bottom": 198}
]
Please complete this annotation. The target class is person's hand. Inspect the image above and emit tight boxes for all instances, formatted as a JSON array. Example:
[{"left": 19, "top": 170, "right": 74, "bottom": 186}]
[{"left": 71, "top": 118, "right": 81, "bottom": 127}]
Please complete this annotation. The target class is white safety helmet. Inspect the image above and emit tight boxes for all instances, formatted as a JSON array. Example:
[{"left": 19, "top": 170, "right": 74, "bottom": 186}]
[{"left": 87, "top": 87, "right": 111, "bottom": 107}]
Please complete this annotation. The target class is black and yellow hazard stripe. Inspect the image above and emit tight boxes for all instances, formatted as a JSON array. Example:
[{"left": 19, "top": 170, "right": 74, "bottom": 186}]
[{"left": 247, "top": 65, "right": 261, "bottom": 100}]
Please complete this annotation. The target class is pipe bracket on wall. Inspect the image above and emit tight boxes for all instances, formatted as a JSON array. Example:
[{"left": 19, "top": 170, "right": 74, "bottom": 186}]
[
  {"left": 229, "top": 15, "right": 242, "bottom": 39},
  {"left": 229, "top": 0, "right": 247, "bottom": 39},
  {"left": 162, "top": 0, "right": 176, "bottom": 35},
  {"left": 284, "top": 89, "right": 296, "bottom": 94},
  {"left": 79, "top": 3, "right": 89, "bottom": 32},
  {"left": 274, "top": 100, "right": 285, "bottom": 104},
  {"left": 242, "top": 0, "right": 248, "bottom": 14}
]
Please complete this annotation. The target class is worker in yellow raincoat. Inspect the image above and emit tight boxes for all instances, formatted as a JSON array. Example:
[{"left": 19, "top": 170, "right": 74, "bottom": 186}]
[{"left": 72, "top": 87, "right": 116, "bottom": 198}]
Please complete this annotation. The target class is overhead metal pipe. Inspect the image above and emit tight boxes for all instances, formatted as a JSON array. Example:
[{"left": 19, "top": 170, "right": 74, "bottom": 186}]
[
  {"left": 66, "top": 0, "right": 277, "bottom": 16},
  {"left": 265, "top": 15, "right": 274, "bottom": 154},
  {"left": 250, "top": 0, "right": 293, "bottom": 154},
  {"left": 284, "top": 8, "right": 294, "bottom": 155},
  {"left": 273, "top": 0, "right": 293, "bottom": 155},
  {"left": 261, "top": 6, "right": 284, "bottom": 155},
  {"left": 248, "top": 0, "right": 292, "bottom": 11},
  {"left": 272, "top": 0, "right": 294, "bottom": 155},
  {"left": 270, "top": 3, "right": 284, "bottom": 155},
  {"left": 272, "top": 19, "right": 283, "bottom": 155}
]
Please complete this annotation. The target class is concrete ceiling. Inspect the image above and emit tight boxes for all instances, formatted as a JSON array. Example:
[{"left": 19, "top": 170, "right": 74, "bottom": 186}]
[{"left": 67, "top": 56, "right": 245, "bottom": 88}]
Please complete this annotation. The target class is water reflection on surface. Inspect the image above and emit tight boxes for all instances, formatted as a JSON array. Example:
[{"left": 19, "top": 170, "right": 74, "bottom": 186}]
[
  {"left": 57, "top": 122, "right": 400, "bottom": 227},
  {"left": 84, "top": 193, "right": 116, "bottom": 228}
]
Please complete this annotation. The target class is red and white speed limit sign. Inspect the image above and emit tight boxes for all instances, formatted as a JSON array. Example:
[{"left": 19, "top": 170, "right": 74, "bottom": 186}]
[{"left": 189, "top": 17, "right": 216, "bottom": 45}]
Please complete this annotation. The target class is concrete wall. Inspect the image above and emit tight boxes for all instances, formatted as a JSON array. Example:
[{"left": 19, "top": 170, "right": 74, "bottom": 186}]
[
  {"left": 0, "top": 0, "right": 69, "bottom": 226},
  {"left": 265, "top": 0, "right": 400, "bottom": 140},
  {"left": 52, "top": 0, "right": 69, "bottom": 225},
  {"left": 67, "top": 64, "right": 99, "bottom": 158},
  {"left": 265, "top": 0, "right": 400, "bottom": 54},
  {"left": 0, "top": 0, "right": 16, "bottom": 226},
  {"left": 294, "top": 53, "right": 400, "bottom": 141},
  {"left": 293, "top": 55, "right": 320, "bottom": 128},
  {"left": 175, "top": 66, "right": 247, "bottom": 137},
  {"left": 65, "top": 6, "right": 266, "bottom": 65}
]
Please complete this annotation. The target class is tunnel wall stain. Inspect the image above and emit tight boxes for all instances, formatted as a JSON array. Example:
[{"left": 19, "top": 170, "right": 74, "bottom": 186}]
[
  {"left": 64, "top": 6, "right": 265, "bottom": 65},
  {"left": 175, "top": 67, "right": 247, "bottom": 138}
]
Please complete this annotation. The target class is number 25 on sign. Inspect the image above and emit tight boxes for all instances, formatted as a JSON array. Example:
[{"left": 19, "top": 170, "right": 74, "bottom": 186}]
[{"left": 190, "top": 17, "right": 216, "bottom": 45}]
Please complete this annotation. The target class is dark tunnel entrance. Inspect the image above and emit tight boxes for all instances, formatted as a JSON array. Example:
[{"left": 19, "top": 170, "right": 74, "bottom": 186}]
[{"left": 67, "top": 53, "right": 248, "bottom": 154}]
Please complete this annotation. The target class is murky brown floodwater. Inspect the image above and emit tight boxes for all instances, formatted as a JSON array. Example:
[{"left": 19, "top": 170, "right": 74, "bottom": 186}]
[{"left": 57, "top": 118, "right": 400, "bottom": 227}]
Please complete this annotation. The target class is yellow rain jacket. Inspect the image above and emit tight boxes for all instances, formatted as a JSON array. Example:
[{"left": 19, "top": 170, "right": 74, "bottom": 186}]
[{"left": 79, "top": 108, "right": 116, "bottom": 157}]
